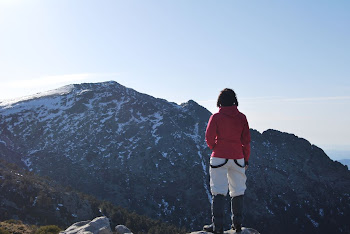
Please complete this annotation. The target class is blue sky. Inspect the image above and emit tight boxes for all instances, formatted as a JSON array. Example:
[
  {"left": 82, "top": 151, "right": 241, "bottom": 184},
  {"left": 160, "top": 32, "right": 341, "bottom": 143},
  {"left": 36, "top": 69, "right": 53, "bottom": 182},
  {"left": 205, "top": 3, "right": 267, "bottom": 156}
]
[{"left": 0, "top": 0, "right": 349, "bottom": 159}]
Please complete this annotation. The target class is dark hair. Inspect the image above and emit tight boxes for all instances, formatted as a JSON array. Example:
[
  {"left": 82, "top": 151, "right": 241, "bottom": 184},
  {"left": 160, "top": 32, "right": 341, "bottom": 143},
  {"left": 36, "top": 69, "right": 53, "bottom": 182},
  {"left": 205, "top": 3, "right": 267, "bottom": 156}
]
[{"left": 217, "top": 88, "right": 238, "bottom": 107}]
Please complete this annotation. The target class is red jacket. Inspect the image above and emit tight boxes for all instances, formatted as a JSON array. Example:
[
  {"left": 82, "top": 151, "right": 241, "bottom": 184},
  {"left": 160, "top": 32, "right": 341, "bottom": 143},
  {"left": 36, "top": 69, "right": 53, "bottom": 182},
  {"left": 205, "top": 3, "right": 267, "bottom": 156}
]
[{"left": 205, "top": 106, "right": 251, "bottom": 162}]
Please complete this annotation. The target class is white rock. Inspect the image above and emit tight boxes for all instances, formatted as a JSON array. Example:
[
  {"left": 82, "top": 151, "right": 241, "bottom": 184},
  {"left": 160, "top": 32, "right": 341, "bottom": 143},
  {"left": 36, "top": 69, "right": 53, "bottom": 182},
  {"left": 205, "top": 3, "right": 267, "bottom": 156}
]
[
  {"left": 60, "top": 216, "right": 112, "bottom": 234},
  {"left": 189, "top": 227, "right": 260, "bottom": 234}
]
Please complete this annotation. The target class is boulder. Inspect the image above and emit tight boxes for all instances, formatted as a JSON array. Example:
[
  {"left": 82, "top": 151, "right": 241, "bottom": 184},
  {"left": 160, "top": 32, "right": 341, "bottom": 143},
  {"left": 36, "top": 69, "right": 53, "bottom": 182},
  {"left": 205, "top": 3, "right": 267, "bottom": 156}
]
[
  {"left": 59, "top": 216, "right": 112, "bottom": 234},
  {"left": 189, "top": 227, "right": 260, "bottom": 234},
  {"left": 115, "top": 225, "right": 133, "bottom": 234}
]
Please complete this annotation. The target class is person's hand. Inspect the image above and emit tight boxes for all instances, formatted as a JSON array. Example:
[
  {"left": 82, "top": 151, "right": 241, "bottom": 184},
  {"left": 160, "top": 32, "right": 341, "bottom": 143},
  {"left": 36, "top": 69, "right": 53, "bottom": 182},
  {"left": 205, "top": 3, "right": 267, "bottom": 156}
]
[{"left": 245, "top": 165, "right": 248, "bottom": 170}]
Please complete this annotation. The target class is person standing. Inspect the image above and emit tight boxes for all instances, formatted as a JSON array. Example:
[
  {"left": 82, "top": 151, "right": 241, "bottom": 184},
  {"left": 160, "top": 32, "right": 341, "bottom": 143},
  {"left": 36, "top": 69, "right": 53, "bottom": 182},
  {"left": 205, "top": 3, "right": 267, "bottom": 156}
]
[{"left": 203, "top": 88, "right": 251, "bottom": 234}]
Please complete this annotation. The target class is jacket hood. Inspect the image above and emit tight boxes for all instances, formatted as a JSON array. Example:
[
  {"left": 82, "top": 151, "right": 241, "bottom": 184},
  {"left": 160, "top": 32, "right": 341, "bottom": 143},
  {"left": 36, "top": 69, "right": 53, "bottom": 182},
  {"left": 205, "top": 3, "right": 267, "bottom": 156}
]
[{"left": 218, "top": 106, "right": 239, "bottom": 117}]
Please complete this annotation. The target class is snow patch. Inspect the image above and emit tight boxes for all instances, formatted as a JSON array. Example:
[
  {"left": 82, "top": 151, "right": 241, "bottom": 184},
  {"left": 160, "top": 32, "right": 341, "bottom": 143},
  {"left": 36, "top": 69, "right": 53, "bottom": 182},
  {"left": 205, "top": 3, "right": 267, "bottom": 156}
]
[
  {"left": 22, "top": 158, "right": 33, "bottom": 171},
  {"left": 266, "top": 206, "right": 274, "bottom": 215},
  {"left": 77, "top": 89, "right": 92, "bottom": 95},
  {"left": 127, "top": 151, "right": 132, "bottom": 159},
  {"left": 32, "top": 196, "right": 38, "bottom": 206},
  {"left": 100, "top": 110, "right": 114, "bottom": 123},
  {"left": 197, "top": 151, "right": 207, "bottom": 175},
  {"left": 160, "top": 199, "right": 175, "bottom": 215},
  {"left": 319, "top": 208, "right": 324, "bottom": 217},
  {"left": 98, "top": 146, "right": 106, "bottom": 152},
  {"left": 306, "top": 214, "right": 319, "bottom": 227},
  {"left": 150, "top": 112, "right": 163, "bottom": 144},
  {"left": 114, "top": 97, "right": 128, "bottom": 113},
  {"left": 184, "top": 123, "right": 200, "bottom": 143}
]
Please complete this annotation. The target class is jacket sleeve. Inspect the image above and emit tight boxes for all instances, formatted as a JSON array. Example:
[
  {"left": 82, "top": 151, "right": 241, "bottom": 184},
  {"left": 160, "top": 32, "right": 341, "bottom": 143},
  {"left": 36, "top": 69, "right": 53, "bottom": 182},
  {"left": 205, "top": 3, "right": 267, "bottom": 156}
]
[
  {"left": 205, "top": 115, "right": 217, "bottom": 150},
  {"left": 241, "top": 117, "right": 251, "bottom": 162}
]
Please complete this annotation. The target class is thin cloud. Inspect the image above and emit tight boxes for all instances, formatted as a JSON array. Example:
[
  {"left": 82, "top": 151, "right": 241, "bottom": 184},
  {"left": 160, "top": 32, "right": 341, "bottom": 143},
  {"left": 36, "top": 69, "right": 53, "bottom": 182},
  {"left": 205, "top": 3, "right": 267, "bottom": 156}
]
[
  {"left": 283, "top": 96, "right": 350, "bottom": 102},
  {"left": 240, "top": 96, "right": 350, "bottom": 104},
  {"left": 199, "top": 96, "right": 287, "bottom": 103},
  {"left": 4, "top": 73, "right": 121, "bottom": 88}
]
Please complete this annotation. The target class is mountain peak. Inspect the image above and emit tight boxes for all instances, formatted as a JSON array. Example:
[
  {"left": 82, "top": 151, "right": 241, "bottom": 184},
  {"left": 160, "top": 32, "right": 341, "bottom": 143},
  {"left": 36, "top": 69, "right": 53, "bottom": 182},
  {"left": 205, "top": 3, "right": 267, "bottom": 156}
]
[
  {"left": 181, "top": 99, "right": 212, "bottom": 122},
  {"left": 71, "top": 80, "right": 123, "bottom": 90},
  {"left": 181, "top": 99, "right": 198, "bottom": 106}
]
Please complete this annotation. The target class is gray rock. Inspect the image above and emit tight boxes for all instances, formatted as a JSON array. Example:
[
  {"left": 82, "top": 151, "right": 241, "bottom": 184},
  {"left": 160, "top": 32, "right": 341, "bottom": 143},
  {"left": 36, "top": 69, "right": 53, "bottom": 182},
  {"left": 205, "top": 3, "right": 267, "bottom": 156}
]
[
  {"left": 115, "top": 225, "right": 133, "bottom": 234},
  {"left": 189, "top": 227, "right": 260, "bottom": 234},
  {"left": 60, "top": 216, "right": 112, "bottom": 234}
]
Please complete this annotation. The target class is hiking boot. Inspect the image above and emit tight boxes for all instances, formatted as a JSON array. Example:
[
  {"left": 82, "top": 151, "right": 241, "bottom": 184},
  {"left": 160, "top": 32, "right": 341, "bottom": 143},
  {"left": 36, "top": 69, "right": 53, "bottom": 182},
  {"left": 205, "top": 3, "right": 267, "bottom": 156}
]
[
  {"left": 232, "top": 223, "right": 242, "bottom": 232},
  {"left": 231, "top": 195, "right": 244, "bottom": 232},
  {"left": 212, "top": 194, "right": 225, "bottom": 233},
  {"left": 203, "top": 223, "right": 214, "bottom": 232}
]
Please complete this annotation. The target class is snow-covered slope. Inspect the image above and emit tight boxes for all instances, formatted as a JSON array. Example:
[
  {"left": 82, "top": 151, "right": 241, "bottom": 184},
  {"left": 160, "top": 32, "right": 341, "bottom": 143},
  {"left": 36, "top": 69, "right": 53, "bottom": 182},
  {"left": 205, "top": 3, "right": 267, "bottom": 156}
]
[{"left": 0, "top": 84, "right": 74, "bottom": 109}]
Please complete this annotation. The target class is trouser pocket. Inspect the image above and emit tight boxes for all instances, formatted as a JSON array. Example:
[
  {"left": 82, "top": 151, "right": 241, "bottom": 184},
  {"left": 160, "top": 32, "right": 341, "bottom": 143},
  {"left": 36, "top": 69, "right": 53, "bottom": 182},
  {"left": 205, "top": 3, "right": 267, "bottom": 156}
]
[
  {"left": 234, "top": 159, "right": 245, "bottom": 168},
  {"left": 210, "top": 157, "right": 228, "bottom": 168}
]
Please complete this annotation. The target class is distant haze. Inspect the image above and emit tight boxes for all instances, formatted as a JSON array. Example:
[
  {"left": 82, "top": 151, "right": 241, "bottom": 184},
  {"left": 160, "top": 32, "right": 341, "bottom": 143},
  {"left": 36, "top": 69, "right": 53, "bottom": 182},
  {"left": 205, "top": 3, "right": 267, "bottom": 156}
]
[
  {"left": 325, "top": 150, "right": 350, "bottom": 161},
  {"left": 338, "top": 159, "right": 350, "bottom": 169}
]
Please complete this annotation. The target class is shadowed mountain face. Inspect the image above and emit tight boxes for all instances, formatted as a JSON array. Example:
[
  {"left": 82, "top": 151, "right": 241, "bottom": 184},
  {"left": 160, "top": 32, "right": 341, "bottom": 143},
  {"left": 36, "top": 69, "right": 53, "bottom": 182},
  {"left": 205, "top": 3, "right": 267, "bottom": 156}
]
[
  {"left": 0, "top": 159, "right": 187, "bottom": 234},
  {"left": 0, "top": 81, "right": 349, "bottom": 233}
]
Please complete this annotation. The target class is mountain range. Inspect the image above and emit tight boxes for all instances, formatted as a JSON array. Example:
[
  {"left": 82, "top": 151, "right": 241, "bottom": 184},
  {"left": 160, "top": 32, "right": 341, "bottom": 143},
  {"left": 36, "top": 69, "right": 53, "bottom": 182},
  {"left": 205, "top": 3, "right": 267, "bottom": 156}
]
[{"left": 0, "top": 81, "right": 349, "bottom": 233}]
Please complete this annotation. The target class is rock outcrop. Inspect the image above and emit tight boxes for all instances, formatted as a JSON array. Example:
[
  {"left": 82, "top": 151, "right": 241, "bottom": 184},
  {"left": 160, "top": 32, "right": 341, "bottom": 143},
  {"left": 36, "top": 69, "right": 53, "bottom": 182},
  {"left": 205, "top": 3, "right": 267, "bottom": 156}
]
[
  {"left": 189, "top": 228, "right": 260, "bottom": 234},
  {"left": 59, "top": 217, "right": 135, "bottom": 234},
  {"left": 60, "top": 216, "right": 112, "bottom": 234},
  {"left": 115, "top": 225, "right": 133, "bottom": 234}
]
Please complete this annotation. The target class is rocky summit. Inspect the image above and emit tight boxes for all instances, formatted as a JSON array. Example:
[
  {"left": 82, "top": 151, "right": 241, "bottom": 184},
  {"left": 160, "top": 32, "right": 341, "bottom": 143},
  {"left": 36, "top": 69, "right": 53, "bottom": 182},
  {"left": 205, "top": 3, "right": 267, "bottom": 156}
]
[{"left": 0, "top": 81, "right": 349, "bottom": 233}]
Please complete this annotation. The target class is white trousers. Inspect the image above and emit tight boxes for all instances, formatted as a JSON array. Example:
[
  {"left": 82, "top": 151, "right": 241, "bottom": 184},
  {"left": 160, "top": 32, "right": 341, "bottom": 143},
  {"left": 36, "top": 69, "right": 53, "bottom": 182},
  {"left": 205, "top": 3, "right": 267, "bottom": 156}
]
[{"left": 209, "top": 157, "right": 247, "bottom": 197}]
